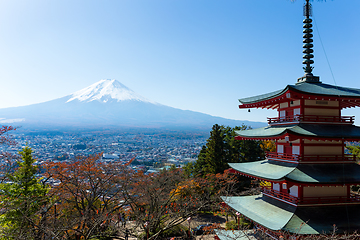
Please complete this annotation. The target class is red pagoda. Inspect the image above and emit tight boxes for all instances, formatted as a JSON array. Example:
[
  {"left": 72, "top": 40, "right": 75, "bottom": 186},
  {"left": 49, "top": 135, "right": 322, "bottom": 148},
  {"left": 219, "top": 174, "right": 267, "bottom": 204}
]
[{"left": 216, "top": 1, "right": 360, "bottom": 239}]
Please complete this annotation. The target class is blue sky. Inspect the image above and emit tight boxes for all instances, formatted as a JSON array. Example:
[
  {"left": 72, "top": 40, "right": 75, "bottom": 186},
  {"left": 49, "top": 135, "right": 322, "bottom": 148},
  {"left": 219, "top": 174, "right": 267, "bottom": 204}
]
[{"left": 0, "top": 0, "right": 359, "bottom": 125}]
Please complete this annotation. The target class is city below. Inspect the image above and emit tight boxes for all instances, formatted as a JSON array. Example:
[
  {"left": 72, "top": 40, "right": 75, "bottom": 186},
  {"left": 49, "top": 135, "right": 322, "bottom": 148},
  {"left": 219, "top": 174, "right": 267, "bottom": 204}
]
[{"left": 1, "top": 129, "right": 208, "bottom": 173}]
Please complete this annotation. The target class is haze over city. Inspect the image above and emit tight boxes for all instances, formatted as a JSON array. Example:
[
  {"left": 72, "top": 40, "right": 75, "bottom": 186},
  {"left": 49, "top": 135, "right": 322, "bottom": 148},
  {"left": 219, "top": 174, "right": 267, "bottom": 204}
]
[{"left": 0, "top": 0, "right": 359, "bottom": 124}]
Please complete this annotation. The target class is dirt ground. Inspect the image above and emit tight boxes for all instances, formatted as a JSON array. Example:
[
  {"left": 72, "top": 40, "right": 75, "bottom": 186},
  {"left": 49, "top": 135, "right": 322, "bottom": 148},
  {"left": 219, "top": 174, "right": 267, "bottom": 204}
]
[{"left": 189, "top": 214, "right": 228, "bottom": 240}]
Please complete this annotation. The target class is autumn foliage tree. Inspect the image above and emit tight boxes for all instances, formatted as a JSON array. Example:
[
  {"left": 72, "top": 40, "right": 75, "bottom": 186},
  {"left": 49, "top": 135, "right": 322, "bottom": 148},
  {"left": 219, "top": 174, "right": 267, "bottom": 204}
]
[
  {"left": 0, "top": 126, "right": 18, "bottom": 183},
  {"left": 44, "top": 154, "right": 131, "bottom": 240},
  {"left": 346, "top": 143, "right": 360, "bottom": 159},
  {"left": 122, "top": 167, "right": 240, "bottom": 240},
  {"left": 124, "top": 169, "right": 201, "bottom": 239},
  {"left": 0, "top": 123, "right": 258, "bottom": 240},
  {"left": 260, "top": 140, "right": 276, "bottom": 152},
  {"left": 42, "top": 153, "right": 241, "bottom": 240}
]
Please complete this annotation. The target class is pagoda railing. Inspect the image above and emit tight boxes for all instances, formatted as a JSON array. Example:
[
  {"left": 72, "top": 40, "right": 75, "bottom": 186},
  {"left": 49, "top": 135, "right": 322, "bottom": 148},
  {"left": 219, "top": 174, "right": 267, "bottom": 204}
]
[
  {"left": 266, "top": 152, "right": 357, "bottom": 163},
  {"left": 267, "top": 115, "right": 354, "bottom": 125},
  {"left": 261, "top": 186, "right": 299, "bottom": 205},
  {"left": 266, "top": 152, "right": 299, "bottom": 163},
  {"left": 262, "top": 187, "right": 360, "bottom": 206}
]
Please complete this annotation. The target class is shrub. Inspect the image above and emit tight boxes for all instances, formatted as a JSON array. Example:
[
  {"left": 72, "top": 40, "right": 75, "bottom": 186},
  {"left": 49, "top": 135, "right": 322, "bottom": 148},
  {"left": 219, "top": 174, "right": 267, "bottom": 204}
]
[{"left": 225, "top": 219, "right": 251, "bottom": 230}]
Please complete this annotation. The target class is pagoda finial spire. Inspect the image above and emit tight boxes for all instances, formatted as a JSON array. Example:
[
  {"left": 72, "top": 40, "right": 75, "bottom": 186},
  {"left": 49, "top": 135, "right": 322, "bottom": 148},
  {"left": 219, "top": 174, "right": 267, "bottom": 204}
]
[{"left": 297, "top": 0, "right": 320, "bottom": 83}]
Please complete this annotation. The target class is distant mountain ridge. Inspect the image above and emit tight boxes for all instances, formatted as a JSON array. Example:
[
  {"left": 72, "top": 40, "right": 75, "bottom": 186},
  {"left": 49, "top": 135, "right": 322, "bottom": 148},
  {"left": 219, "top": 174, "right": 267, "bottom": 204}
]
[{"left": 0, "top": 79, "right": 266, "bottom": 131}]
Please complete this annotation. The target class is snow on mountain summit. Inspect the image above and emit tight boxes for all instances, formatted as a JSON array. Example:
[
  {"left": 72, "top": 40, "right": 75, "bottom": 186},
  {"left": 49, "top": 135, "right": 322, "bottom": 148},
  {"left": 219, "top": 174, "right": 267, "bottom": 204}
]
[{"left": 67, "top": 79, "right": 154, "bottom": 103}]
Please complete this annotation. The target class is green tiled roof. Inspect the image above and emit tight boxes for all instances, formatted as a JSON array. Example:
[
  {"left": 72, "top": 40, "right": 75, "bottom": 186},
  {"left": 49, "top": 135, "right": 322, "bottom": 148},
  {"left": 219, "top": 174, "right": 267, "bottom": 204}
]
[
  {"left": 221, "top": 195, "right": 296, "bottom": 231},
  {"left": 288, "top": 164, "right": 360, "bottom": 183},
  {"left": 230, "top": 160, "right": 360, "bottom": 183},
  {"left": 239, "top": 82, "right": 360, "bottom": 104},
  {"left": 235, "top": 124, "right": 360, "bottom": 139},
  {"left": 229, "top": 161, "right": 297, "bottom": 181},
  {"left": 239, "top": 89, "right": 285, "bottom": 105},
  {"left": 292, "top": 82, "right": 360, "bottom": 97},
  {"left": 223, "top": 195, "right": 360, "bottom": 235},
  {"left": 284, "top": 205, "right": 360, "bottom": 234}
]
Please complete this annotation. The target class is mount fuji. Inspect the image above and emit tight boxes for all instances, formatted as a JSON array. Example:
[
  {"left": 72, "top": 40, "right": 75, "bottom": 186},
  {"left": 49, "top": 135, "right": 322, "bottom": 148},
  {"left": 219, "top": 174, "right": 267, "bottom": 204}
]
[{"left": 0, "top": 79, "right": 265, "bottom": 131}]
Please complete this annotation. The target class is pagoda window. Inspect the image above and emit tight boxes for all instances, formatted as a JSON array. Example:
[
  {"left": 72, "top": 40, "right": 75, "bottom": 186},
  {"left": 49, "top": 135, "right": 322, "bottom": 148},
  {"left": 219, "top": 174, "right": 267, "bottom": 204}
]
[
  {"left": 293, "top": 108, "right": 300, "bottom": 116},
  {"left": 289, "top": 185, "right": 299, "bottom": 198},
  {"left": 279, "top": 110, "right": 286, "bottom": 119},
  {"left": 273, "top": 183, "right": 280, "bottom": 191},
  {"left": 292, "top": 145, "right": 300, "bottom": 155},
  {"left": 277, "top": 145, "right": 284, "bottom": 154}
]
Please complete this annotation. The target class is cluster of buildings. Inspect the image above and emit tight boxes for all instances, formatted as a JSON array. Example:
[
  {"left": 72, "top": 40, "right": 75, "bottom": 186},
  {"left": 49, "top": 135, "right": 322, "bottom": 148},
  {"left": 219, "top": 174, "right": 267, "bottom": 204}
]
[{"left": 0, "top": 131, "right": 206, "bottom": 171}]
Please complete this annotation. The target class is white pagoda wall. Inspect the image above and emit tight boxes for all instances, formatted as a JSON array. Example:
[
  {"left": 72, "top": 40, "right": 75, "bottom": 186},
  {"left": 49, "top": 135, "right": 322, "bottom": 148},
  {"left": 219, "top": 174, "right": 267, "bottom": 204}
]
[
  {"left": 303, "top": 100, "right": 340, "bottom": 116},
  {"left": 303, "top": 146, "right": 342, "bottom": 155},
  {"left": 303, "top": 186, "right": 347, "bottom": 198},
  {"left": 303, "top": 140, "right": 343, "bottom": 156}
]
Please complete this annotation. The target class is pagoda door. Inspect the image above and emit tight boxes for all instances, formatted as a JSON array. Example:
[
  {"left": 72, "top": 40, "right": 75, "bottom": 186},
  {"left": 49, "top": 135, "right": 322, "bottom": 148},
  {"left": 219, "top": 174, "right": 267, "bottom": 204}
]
[
  {"left": 286, "top": 109, "right": 293, "bottom": 121},
  {"left": 284, "top": 145, "right": 292, "bottom": 156}
]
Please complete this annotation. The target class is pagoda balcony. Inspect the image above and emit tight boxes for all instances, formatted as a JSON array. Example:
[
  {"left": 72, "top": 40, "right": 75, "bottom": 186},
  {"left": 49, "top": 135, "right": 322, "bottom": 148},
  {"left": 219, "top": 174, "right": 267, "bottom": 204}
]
[
  {"left": 261, "top": 186, "right": 298, "bottom": 205},
  {"left": 262, "top": 187, "right": 360, "bottom": 206},
  {"left": 267, "top": 115, "right": 354, "bottom": 125},
  {"left": 266, "top": 152, "right": 357, "bottom": 163},
  {"left": 266, "top": 152, "right": 300, "bottom": 163}
]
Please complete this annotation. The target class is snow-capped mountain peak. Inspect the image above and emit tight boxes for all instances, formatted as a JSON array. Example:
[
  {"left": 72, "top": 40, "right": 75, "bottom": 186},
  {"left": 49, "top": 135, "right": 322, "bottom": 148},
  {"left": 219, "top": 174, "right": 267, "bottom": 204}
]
[{"left": 66, "top": 79, "right": 154, "bottom": 103}]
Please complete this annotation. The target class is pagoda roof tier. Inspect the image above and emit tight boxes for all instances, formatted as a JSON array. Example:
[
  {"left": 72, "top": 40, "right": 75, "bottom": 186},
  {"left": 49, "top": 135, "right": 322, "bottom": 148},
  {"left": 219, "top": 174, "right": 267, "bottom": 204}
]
[
  {"left": 222, "top": 195, "right": 360, "bottom": 235},
  {"left": 229, "top": 161, "right": 296, "bottom": 181},
  {"left": 229, "top": 160, "right": 360, "bottom": 183},
  {"left": 235, "top": 123, "right": 360, "bottom": 141},
  {"left": 222, "top": 195, "right": 296, "bottom": 232},
  {"left": 239, "top": 82, "right": 360, "bottom": 109}
]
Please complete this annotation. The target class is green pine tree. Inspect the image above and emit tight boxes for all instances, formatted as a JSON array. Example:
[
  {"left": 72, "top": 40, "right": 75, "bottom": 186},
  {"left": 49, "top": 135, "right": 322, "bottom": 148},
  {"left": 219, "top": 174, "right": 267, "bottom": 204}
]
[
  {"left": 204, "top": 124, "right": 228, "bottom": 175},
  {"left": 0, "top": 146, "right": 50, "bottom": 239},
  {"left": 187, "top": 124, "right": 264, "bottom": 178}
]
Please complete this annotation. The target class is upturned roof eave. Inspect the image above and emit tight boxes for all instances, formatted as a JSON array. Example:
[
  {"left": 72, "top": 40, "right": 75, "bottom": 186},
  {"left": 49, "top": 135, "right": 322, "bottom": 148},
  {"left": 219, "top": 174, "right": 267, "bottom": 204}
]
[
  {"left": 229, "top": 161, "right": 297, "bottom": 182},
  {"left": 230, "top": 160, "right": 360, "bottom": 184},
  {"left": 221, "top": 195, "right": 360, "bottom": 235},
  {"left": 221, "top": 195, "right": 296, "bottom": 231},
  {"left": 238, "top": 86, "right": 290, "bottom": 109},
  {"left": 234, "top": 124, "right": 360, "bottom": 141},
  {"left": 234, "top": 132, "right": 360, "bottom": 141},
  {"left": 238, "top": 82, "right": 360, "bottom": 109}
]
